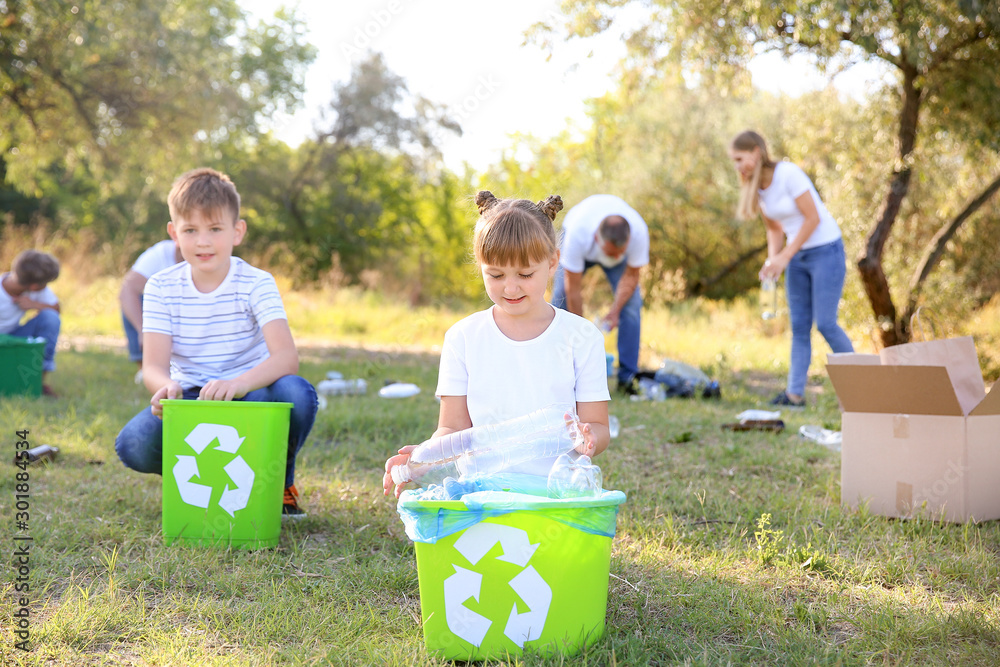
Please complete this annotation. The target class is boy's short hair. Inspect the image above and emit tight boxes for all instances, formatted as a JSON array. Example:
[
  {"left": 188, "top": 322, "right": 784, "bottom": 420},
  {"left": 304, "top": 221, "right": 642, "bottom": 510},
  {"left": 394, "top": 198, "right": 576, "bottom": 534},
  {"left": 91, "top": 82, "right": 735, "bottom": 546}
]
[
  {"left": 598, "top": 215, "right": 630, "bottom": 248},
  {"left": 13, "top": 250, "right": 60, "bottom": 286},
  {"left": 167, "top": 167, "right": 241, "bottom": 223}
]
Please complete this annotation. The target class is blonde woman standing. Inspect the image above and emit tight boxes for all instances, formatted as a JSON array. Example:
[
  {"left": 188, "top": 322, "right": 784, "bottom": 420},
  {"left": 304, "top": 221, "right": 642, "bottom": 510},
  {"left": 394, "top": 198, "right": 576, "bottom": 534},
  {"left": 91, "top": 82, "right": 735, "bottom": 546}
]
[{"left": 729, "top": 130, "right": 854, "bottom": 407}]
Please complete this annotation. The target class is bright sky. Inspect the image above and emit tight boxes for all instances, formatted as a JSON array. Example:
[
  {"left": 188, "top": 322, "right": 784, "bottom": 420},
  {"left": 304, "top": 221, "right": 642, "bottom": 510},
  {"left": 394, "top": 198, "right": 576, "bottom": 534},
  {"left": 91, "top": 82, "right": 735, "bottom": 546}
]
[{"left": 243, "top": 0, "right": 892, "bottom": 172}]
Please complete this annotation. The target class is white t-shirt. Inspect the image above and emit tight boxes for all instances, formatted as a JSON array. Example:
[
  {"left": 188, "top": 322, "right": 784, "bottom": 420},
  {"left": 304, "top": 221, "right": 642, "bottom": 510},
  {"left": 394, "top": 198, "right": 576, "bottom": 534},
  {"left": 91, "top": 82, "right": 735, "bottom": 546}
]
[
  {"left": 560, "top": 194, "right": 650, "bottom": 272},
  {"left": 131, "top": 240, "right": 180, "bottom": 279},
  {"left": 0, "top": 273, "right": 59, "bottom": 333},
  {"left": 436, "top": 305, "right": 611, "bottom": 427},
  {"left": 142, "top": 257, "right": 287, "bottom": 389},
  {"left": 759, "top": 162, "right": 841, "bottom": 249}
]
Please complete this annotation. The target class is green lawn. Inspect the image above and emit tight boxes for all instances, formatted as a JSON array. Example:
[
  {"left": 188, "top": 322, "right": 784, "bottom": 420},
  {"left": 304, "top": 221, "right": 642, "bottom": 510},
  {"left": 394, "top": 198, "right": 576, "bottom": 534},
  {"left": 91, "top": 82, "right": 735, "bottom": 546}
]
[{"left": 2, "top": 297, "right": 999, "bottom": 665}]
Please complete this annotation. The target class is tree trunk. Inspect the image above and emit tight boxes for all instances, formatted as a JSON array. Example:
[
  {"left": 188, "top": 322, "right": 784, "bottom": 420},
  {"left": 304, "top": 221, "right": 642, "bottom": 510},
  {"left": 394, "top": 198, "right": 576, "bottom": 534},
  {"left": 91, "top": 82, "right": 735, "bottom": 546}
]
[
  {"left": 689, "top": 241, "right": 767, "bottom": 296},
  {"left": 902, "top": 172, "right": 1000, "bottom": 325},
  {"left": 857, "top": 62, "right": 921, "bottom": 347}
]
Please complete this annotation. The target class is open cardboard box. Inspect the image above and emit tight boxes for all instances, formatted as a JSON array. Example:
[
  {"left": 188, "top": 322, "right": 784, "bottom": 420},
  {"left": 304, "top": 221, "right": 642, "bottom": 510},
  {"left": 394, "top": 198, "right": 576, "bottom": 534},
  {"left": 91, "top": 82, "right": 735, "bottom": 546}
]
[{"left": 827, "top": 345, "right": 1000, "bottom": 523}]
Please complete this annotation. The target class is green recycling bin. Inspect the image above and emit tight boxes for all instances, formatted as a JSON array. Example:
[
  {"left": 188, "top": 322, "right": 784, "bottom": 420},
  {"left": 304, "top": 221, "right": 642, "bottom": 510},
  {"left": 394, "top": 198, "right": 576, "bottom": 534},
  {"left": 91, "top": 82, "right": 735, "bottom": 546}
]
[
  {"left": 0, "top": 334, "right": 44, "bottom": 398},
  {"left": 161, "top": 399, "right": 291, "bottom": 549},
  {"left": 397, "top": 489, "right": 626, "bottom": 660}
]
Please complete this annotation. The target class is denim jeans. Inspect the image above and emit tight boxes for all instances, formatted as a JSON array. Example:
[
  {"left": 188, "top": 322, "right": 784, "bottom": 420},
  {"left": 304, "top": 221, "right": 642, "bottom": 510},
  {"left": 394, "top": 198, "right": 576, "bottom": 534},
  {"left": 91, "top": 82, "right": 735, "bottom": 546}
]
[
  {"left": 785, "top": 238, "right": 854, "bottom": 396},
  {"left": 552, "top": 261, "right": 642, "bottom": 383},
  {"left": 122, "top": 297, "right": 143, "bottom": 362},
  {"left": 8, "top": 308, "right": 61, "bottom": 372},
  {"left": 115, "top": 374, "right": 318, "bottom": 488}
]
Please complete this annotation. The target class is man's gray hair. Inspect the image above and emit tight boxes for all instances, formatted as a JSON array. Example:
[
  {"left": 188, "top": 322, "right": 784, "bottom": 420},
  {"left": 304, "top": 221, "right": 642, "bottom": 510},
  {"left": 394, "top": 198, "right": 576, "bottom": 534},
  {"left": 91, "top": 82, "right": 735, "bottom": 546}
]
[{"left": 598, "top": 215, "right": 630, "bottom": 248}]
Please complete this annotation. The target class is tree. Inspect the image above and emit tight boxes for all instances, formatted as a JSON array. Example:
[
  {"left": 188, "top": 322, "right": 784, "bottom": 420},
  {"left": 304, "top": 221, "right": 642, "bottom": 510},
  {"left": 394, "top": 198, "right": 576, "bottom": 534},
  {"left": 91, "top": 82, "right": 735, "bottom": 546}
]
[
  {"left": 0, "top": 0, "right": 316, "bottom": 257},
  {"left": 535, "top": 0, "right": 1000, "bottom": 344}
]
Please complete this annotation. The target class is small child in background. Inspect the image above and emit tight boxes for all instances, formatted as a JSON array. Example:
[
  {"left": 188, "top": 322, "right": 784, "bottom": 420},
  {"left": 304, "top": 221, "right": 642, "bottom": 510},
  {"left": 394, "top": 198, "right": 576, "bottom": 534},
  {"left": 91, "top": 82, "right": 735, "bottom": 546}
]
[
  {"left": 0, "top": 250, "right": 62, "bottom": 396},
  {"left": 384, "top": 190, "right": 611, "bottom": 497},
  {"left": 115, "top": 167, "right": 317, "bottom": 516}
]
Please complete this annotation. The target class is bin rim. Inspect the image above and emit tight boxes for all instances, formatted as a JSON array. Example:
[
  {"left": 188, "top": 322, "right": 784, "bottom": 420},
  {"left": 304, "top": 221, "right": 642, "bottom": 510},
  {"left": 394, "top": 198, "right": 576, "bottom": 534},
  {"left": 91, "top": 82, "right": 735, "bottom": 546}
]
[
  {"left": 0, "top": 334, "right": 44, "bottom": 347},
  {"left": 398, "top": 488, "right": 627, "bottom": 511},
  {"left": 160, "top": 399, "right": 292, "bottom": 410}
]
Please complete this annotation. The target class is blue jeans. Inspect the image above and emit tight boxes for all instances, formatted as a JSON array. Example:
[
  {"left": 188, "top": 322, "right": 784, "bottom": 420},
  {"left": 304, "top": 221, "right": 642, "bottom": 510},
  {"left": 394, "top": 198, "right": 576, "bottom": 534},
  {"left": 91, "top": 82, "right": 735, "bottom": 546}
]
[
  {"left": 8, "top": 309, "right": 61, "bottom": 372},
  {"left": 552, "top": 261, "right": 642, "bottom": 383},
  {"left": 122, "top": 298, "right": 142, "bottom": 362},
  {"left": 785, "top": 238, "right": 854, "bottom": 396},
  {"left": 115, "top": 374, "right": 318, "bottom": 488}
]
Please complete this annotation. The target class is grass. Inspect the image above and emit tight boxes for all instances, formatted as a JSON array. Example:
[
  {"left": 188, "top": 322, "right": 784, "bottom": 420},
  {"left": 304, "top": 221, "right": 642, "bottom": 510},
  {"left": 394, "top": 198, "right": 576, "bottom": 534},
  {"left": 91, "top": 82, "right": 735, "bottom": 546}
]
[{"left": 2, "top": 288, "right": 1000, "bottom": 665}]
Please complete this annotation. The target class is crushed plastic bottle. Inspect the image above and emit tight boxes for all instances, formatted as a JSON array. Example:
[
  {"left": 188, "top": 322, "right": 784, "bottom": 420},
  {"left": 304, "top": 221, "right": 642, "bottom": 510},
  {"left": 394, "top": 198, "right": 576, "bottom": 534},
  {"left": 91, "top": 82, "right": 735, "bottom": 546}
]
[
  {"left": 379, "top": 382, "right": 420, "bottom": 399},
  {"left": 608, "top": 415, "right": 620, "bottom": 439},
  {"left": 389, "top": 403, "right": 583, "bottom": 488},
  {"left": 632, "top": 377, "right": 666, "bottom": 402},
  {"left": 592, "top": 317, "right": 612, "bottom": 334},
  {"left": 546, "top": 453, "right": 602, "bottom": 498},
  {"left": 799, "top": 425, "right": 842, "bottom": 451}
]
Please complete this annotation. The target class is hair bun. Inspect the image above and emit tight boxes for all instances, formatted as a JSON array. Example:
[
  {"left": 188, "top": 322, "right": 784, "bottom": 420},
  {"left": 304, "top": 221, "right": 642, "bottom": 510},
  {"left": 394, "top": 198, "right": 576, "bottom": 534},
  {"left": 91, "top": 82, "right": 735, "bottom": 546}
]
[
  {"left": 475, "top": 190, "right": 499, "bottom": 215},
  {"left": 537, "top": 195, "right": 563, "bottom": 221}
]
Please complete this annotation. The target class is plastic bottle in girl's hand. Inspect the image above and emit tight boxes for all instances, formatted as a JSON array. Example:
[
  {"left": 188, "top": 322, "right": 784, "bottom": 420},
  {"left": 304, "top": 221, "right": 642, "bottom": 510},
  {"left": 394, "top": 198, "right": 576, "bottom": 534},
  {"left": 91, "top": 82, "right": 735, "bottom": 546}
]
[
  {"left": 760, "top": 277, "right": 778, "bottom": 320},
  {"left": 389, "top": 403, "right": 583, "bottom": 488}
]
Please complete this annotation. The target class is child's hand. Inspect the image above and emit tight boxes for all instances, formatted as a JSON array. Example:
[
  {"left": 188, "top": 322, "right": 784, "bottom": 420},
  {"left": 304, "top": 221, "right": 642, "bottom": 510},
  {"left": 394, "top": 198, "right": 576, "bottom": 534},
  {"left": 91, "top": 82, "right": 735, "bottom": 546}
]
[
  {"left": 575, "top": 422, "right": 598, "bottom": 458},
  {"left": 383, "top": 445, "right": 417, "bottom": 498},
  {"left": 199, "top": 379, "right": 250, "bottom": 402},
  {"left": 150, "top": 381, "right": 183, "bottom": 418}
]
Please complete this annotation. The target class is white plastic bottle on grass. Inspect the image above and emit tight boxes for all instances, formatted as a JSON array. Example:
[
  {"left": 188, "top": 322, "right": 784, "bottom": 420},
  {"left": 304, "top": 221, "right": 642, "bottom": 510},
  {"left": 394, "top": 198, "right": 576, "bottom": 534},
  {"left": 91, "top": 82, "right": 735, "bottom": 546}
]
[{"left": 389, "top": 403, "right": 584, "bottom": 488}]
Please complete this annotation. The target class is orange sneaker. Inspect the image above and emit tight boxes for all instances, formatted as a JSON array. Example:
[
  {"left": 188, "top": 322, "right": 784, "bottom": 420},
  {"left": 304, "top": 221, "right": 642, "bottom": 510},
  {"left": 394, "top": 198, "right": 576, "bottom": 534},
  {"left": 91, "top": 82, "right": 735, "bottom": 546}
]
[{"left": 283, "top": 485, "right": 306, "bottom": 518}]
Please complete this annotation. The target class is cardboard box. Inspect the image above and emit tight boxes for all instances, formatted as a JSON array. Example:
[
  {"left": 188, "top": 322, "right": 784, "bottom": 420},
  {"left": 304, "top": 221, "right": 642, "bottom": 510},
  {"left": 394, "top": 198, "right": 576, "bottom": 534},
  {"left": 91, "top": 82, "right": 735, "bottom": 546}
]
[{"left": 827, "top": 350, "right": 1000, "bottom": 523}]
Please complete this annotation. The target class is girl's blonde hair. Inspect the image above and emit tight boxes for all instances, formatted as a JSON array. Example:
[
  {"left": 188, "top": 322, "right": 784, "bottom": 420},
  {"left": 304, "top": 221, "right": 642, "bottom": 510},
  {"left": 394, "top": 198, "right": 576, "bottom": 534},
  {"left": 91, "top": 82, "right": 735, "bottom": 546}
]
[
  {"left": 731, "top": 130, "right": 776, "bottom": 221},
  {"left": 473, "top": 191, "right": 563, "bottom": 267}
]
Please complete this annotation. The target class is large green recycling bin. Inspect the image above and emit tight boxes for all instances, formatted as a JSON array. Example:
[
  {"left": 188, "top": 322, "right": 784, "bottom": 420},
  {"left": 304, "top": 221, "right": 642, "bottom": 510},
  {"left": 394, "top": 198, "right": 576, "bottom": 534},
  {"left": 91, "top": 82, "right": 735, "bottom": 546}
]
[
  {"left": 0, "top": 334, "right": 44, "bottom": 398},
  {"left": 398, "top": 490, "right": 626, "bottom": 660},
  {"left": 161, "top": 399, "right": 291, "bottom": 548}
]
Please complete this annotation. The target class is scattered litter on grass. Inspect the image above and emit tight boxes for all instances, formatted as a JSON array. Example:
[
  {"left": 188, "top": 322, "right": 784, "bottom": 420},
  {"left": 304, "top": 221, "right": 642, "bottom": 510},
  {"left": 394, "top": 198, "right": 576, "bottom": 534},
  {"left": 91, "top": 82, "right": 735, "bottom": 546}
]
[
  {"left": 799, "top": 425, "right": 842, "bottom": 451},
  {"left": 379, "top": 382, "right": 420, "bottom": 398}
]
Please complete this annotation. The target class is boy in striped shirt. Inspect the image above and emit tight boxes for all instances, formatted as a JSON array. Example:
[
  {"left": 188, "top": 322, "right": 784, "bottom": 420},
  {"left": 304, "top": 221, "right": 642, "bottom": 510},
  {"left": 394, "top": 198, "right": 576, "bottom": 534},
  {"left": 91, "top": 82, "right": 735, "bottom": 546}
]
[{"left": 115, "top": 168, "right": 317, "bottom": 517}]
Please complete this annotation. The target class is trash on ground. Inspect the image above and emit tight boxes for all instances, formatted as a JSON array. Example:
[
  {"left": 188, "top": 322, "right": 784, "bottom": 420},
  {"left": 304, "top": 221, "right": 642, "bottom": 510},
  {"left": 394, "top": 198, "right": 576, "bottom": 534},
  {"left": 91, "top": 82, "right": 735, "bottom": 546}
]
[
  {"left": 799, "top": 425, "right": 842, "bottom": 450},
  {"left": 317, "top": 378, "right": 367, "bottom": 396},
  {"left": 14, "top": 445, "right": 59, "bottom": 465},
  {"left": 608, "top": 415, "right": 620, "bottom": 438},
  {"left": 379, "top": 382, "right": 420, "bottom": 399},
  {"left": 736, "top": 409, "right": 781, "bottom": 422}
]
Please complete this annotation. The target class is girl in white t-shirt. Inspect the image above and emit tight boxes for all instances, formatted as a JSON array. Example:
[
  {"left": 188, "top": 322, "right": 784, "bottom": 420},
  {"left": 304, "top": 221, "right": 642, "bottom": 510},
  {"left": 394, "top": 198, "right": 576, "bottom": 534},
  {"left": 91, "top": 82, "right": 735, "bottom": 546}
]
[
  {"left": 383, "top": 190, "right": 611, "bottom": 497},
  {"left": 730, "top": 130, "right": 854, "bottom": 407}
]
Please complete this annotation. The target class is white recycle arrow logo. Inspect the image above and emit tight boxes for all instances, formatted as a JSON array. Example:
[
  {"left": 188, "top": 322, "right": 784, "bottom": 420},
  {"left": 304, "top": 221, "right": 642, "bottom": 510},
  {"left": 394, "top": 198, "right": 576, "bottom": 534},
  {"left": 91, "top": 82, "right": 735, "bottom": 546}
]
[
  {"left": 444, "top": 523, "right": 552, "bottom": 648},
  {"left": 173, "top": 423, "right": 255, "bottom": 518}
]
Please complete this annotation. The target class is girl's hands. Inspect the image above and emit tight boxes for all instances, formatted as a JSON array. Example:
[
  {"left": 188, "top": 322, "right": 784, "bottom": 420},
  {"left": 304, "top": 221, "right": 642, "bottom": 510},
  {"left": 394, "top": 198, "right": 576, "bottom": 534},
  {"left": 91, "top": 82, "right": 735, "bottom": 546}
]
[
  {"left": 383, "top": 445, "right": 417, "bottom": 498},
  {"left": 575, "top": 422, "right": 598, "bottom": 458}
]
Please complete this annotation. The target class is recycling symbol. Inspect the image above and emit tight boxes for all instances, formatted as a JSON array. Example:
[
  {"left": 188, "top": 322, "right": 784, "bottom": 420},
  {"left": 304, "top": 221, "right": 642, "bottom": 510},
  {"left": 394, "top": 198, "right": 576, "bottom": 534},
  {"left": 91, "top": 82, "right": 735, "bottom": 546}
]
[
  {"left": 172, "top": 423, "right": 255, "bottom": 518},
  {"left": 444, "top": 523, "right": 553, "bottom": 648}
]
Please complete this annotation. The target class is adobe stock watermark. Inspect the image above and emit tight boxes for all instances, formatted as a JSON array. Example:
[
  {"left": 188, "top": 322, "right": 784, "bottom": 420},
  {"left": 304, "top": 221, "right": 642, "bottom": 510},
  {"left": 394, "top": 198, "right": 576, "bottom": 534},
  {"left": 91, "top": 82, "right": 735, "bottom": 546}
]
[
  {"left": 340, "top": 1, "right": 405, "bottom": 59},
  {"left": 449, "top": 75, "right": 502, "bottom": 122}
]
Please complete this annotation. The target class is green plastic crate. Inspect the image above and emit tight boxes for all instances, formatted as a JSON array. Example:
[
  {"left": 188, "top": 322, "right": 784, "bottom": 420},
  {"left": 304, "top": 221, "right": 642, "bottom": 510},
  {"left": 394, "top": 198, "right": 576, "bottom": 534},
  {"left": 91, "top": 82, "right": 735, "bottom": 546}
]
[
  {"left": 161, "top": 399, "right": 291, "bottom": 549},
  {"left": 0, "top": 334, "right": 44, "bottom": 398}
]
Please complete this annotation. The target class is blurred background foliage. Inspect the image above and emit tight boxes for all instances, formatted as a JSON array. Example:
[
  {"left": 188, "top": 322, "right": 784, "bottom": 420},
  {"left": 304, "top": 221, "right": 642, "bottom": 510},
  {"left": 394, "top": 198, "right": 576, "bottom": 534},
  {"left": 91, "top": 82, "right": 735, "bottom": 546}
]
[{"left": 2, "top": 0, "right": 999, "bottom": 333}]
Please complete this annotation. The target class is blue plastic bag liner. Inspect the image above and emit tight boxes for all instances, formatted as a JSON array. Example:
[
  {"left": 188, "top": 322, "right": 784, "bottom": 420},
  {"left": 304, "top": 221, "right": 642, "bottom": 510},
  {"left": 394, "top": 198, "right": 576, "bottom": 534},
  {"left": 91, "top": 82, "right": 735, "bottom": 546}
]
[{"left": 397, "top": 487, "right": 627, "bottom": 544}]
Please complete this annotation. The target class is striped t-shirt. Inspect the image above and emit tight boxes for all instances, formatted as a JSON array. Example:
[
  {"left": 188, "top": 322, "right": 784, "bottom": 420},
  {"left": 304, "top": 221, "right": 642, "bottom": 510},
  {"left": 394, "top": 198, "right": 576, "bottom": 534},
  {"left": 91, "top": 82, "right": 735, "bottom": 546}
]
[{"left": 142, "top": 257, "right": 287, "bottom": 389}]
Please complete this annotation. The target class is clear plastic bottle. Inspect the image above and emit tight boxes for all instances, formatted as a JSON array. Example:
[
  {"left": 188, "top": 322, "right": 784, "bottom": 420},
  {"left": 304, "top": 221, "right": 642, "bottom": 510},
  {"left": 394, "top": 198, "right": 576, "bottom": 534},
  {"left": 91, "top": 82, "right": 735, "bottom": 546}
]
[
  {"left": 760, "top": 278, "right": 778, "bottom": 320},
  {"left": 389, "top": 403, "right": 583, "bottom": 487}
]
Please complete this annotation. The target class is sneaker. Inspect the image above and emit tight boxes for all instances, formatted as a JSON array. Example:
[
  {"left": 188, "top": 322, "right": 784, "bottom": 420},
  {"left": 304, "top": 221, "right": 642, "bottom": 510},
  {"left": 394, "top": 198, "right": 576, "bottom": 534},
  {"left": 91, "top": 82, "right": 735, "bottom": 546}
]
[
  {"left": 615, "top": 378, "right": 639, "bottom": 396},
  {"left": 282, "top": 485, "right": 306, "bottom": 518},
  {"left": 41, "top": 384, "right": 59, "bottom": 398},
  {"left": 768, "top": 391, "right": 805, "bottom": 408}
]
